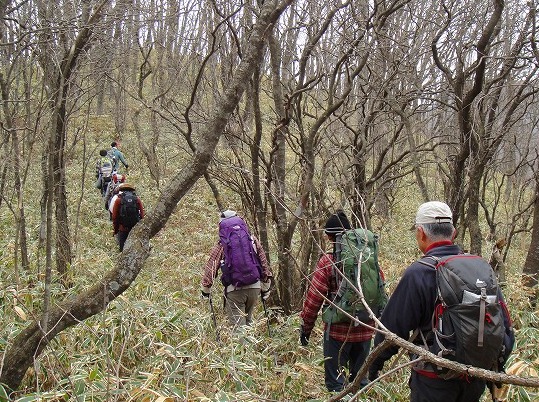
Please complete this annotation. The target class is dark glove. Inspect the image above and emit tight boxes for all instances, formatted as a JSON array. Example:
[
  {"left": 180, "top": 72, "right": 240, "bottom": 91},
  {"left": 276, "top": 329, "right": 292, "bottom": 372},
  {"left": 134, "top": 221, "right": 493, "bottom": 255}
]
[
  {"left": 300, "top": 327, "right": 310, "bottom": 346},
  {"left": 486, "top": 381, "right": 494, "bottom": 396},
  {"left": 368, "top": 369, "right": 379, "bottom": 382},
  {"left": 201, "top": 290, "right": 210, "bottom": 299},
  {"left": 261, "top": 290, "right": 270, "bottom": 301}
]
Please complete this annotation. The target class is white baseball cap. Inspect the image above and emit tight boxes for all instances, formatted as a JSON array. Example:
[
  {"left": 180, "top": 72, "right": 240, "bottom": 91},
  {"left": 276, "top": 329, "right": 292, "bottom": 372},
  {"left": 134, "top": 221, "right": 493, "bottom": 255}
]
[
  {"left": 415, "top": 201, "right": 453, "bottom": 225},
  {"left": 219, "top": 209, "right": 237, "bottom": 222}
]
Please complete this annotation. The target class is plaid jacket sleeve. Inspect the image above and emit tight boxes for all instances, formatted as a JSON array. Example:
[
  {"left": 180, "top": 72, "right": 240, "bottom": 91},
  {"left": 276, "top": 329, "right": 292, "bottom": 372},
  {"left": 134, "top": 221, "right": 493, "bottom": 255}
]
[
  {"left": 253, "top": 236, "right": 272, "bottom": 281},
  {"left": 300, "top": 254, "right": 334, "bottom": 335},
  {"left": 202, "top": 242, "right": 223, "bottom": 289},
  {"left": 111, "top": 197, "right": 120, "bottom": 233}
]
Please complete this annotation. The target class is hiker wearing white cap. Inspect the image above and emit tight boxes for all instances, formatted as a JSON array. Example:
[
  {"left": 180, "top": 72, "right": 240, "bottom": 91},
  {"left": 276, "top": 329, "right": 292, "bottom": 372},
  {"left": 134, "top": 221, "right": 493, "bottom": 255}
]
[
  {"left": 201, "top": 210, "right": 273, "bottom": 328},
  {"left": 369, "top": 201, "right": 515, "bottom": 402},
  {"left": 414, "top": 201, "right": 453, "bottom": 224}
]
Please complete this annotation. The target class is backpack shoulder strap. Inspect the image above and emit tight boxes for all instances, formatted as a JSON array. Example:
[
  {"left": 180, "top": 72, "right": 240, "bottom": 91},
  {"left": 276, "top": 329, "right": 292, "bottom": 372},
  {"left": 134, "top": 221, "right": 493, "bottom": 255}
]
[
  {"left": 333, "top": 233, "right": 343, "bottom": 263},
  {"left": 332, "top": 233, "right": 344, "bottom": 288},
  {"left": 315, "top": 251, "right": 338, "bottom": 299},
  {"left": 417, "top": 255, "right": 438, "bottom": 269}
]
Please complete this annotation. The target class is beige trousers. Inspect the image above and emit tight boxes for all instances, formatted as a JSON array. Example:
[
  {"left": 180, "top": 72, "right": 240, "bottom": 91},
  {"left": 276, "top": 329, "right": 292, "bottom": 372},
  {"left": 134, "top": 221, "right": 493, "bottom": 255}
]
[{"left": 225, "top": 287, "right": 260, "bottom": 328}]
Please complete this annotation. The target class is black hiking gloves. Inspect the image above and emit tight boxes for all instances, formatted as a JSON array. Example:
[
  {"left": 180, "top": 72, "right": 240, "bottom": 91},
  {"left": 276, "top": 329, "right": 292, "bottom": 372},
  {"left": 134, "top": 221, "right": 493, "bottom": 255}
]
[
  {"left": 368, "top": 369, "right": 379, "bottom": 382},
  {"left": 487, "top": 381, "right": 504, "bottom": 401},
  {"left": 201, "top": 286, "right": 211, "bottom": 299},
  {"left": 300, "top": 326, "right": 310, "bottom": 346}
]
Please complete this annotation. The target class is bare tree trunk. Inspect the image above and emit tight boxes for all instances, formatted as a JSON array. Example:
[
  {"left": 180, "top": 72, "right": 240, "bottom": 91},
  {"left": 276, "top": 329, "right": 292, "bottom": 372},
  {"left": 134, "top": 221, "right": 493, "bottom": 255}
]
[
  {"left": 42, "top": 114, "right": 56, "bottom": 334},
  {"left": 251, "top": 67, "right": 270, "bottom": 258},
  {"left": 36, "top": 0, "right": 113, "bottom": 281},
  {"left": 432, "top": 0, "right": 504, "bottom": 227},
  {"left": 267, "top": 31, "right": 293, "bottom": 312},
  {"left": 523, "top": 173, "right": 539, "bottom": 304},
  {"left": 404, "top": 113, "right": 429, "bottom": 202},
  {"left": 133, "top": 108, "right": 161, "bottom": 189},
  {"left": 37, "top": 150, "right": 48, "bottom": 277},
  {"left": 12, "top": 127, "right": 29, "bottom": 273},
  {"left": 51, "top": 106, "right": 72, "bottom": 280},
  {"left": 467, "top": 166, "right": 484, "bottom": 255},
  {"left": 0, "top": 73, "right": 30, "bottom": 272},
  {"left": 351, "top": 141, "right": 371, "bottom": 228}
]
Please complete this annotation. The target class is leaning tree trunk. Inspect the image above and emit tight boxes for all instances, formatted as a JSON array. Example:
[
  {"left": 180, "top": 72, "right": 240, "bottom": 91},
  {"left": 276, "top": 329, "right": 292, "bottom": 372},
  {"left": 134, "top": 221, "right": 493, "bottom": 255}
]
[{"left": 0, "top": 0, "right": 293, "bottom": 391}]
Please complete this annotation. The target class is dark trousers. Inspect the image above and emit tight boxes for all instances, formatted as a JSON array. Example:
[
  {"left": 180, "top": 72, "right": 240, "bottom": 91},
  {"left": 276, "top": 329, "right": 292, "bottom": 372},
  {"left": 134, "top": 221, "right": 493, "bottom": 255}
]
[
  {"left": 117, "top": 230, "right": 130, "bottom": 251},
  {"left": 101, "top": 178, "right": 110, "bottom": 197},
  {"left": 410, "top": 370, "right": 486, "bottom": 402},
  {"left": 323, "top": 336, "right": 371, "bottom": 392}
]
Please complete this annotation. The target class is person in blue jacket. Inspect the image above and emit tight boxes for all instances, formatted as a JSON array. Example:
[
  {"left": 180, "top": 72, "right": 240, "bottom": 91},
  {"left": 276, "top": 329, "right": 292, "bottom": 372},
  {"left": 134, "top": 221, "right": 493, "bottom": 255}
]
[
  {"left": 368, "top": 201, "right": 514, "bottom": 402},
  {"left": 109, "top": 141, "right": 129, "bottom": 172}
]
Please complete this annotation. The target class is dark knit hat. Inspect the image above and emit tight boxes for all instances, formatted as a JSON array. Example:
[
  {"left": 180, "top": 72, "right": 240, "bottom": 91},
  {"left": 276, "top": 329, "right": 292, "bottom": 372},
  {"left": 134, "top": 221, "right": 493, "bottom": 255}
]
[{"left": 324, "top": 211, "right": 351, "bottom": 234}]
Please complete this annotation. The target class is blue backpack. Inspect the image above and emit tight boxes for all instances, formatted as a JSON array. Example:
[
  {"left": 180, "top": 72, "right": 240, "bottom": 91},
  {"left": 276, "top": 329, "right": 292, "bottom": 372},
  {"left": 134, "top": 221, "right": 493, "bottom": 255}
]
[{"left": 219, "top": 216, "right": 262, "bottom": 288}]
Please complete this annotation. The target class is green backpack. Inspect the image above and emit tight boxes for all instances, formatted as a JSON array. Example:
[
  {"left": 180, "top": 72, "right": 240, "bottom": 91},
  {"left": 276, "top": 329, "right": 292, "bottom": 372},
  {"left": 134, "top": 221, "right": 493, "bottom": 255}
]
[{"left": 322, "top": 228, "right": 387, "bottom": 324}]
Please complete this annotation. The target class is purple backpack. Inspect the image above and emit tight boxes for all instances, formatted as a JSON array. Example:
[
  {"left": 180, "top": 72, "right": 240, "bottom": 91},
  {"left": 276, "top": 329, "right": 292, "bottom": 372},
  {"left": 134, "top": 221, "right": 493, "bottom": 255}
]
[{"left": 219, "top": 216, "right": 262, "bottom": 288}]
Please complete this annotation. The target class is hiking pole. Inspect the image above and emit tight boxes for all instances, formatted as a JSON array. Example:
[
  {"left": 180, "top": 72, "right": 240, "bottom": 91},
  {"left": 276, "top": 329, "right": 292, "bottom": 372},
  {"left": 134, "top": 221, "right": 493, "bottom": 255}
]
[
  {"left": 261, "top": 296, "right": 272, "bottom": 337},
  {"left": 208, "top": 295, "right": 220, "bottom": 342}
]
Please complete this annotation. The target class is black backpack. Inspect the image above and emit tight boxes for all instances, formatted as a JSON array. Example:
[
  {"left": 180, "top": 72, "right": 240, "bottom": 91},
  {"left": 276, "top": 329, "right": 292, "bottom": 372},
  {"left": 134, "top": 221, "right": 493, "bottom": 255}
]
[
  {"left": 420, "top": 254, "right": 506, "bottom": 379},
  {"left": 118, "top": 191, "right": 140, "bottom": 229}
]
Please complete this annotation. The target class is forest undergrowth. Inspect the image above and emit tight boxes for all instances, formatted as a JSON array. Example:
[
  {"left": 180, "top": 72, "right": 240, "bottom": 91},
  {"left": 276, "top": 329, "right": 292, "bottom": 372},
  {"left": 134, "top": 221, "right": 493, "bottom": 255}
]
[{"left": 0, "top": 141, "right": 538, "bottom": 402}]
